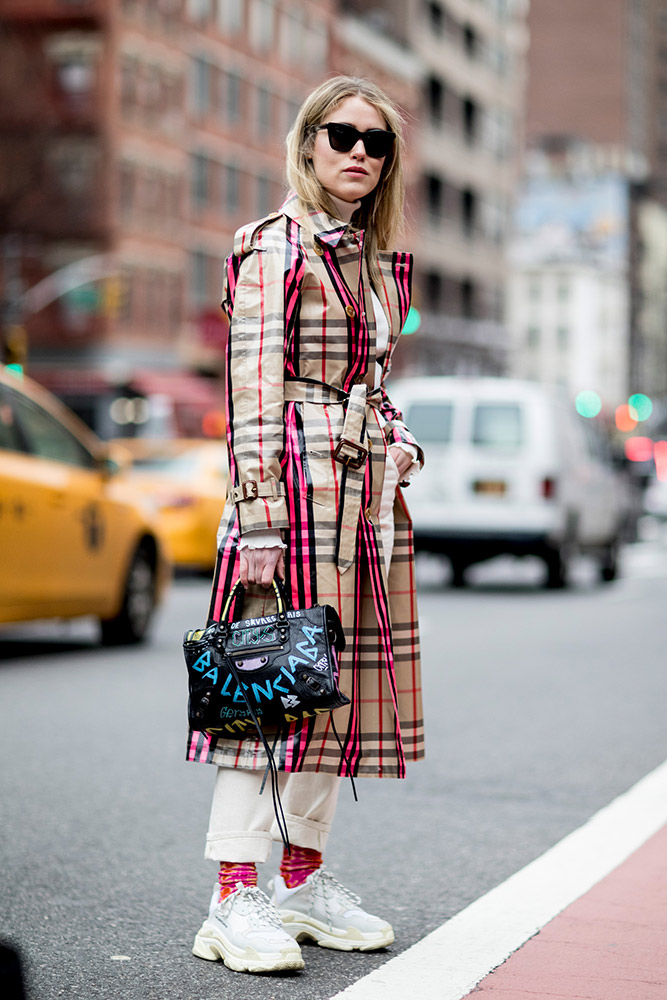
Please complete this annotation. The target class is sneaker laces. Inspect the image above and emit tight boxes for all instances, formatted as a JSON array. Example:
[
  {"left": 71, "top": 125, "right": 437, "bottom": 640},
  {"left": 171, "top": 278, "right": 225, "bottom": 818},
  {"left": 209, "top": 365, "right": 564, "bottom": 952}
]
[
  {"left": 310, "top": 867, "right": 361, "bottom": 927},
  {"left": 231, "top": 884, "right": 284, "bottom": 930}
]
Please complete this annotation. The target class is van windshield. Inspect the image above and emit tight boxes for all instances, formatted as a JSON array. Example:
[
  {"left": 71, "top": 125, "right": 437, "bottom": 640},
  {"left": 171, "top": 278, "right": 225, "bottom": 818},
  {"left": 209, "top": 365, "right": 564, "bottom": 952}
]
[
  {"left": 472, "top": 403, "right": 523, "bottom": 448},
  {"left": 403, "top": 402, "right": 453, "bottom": 444}
]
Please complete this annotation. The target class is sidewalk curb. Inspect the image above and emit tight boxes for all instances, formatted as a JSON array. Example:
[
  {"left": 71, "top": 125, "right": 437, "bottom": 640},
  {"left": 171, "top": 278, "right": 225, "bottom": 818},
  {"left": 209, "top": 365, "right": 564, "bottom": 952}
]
[{"left": 329, "top": 757, "right": 667, "bottom": 1000}]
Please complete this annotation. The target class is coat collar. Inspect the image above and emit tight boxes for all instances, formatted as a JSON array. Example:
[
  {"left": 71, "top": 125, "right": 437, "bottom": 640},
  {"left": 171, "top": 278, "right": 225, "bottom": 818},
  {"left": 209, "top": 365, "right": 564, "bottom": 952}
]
[{"left": 280, "top": 192, "right": 363, "bottom": 249}]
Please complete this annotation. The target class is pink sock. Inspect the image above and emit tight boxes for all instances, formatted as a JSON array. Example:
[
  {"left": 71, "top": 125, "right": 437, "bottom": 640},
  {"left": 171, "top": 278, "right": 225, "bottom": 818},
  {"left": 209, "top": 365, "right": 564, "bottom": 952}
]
[
  {"left": 218, "top": 862, "right": 258, "bottom": 901},
  {"left": 280, "top": 846, "right": 322, "bottom": 888}
]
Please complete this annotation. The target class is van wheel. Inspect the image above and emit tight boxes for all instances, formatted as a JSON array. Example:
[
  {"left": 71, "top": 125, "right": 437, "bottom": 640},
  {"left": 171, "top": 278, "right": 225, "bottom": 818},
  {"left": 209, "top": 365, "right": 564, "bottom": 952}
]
[
  {"left": 100, "top": 545, "right": 156, "bottom": 646},
  {"left": 449, "top": 559, "right": 467, "bottom": 588},
  {"left": 543, "top": 545, "right": 569, "bottom": 589},
  {"left": 599, "top": 540, "right": 619, "bottom": 583}
]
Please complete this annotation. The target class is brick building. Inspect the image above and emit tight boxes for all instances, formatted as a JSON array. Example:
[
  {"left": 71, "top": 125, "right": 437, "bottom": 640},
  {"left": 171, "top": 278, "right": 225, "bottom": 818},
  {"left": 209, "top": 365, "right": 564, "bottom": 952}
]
[
  {"left": 0, "top": 0, "right": 530, "bottom": 431},
  {"left": 525, "top": 0, "right": 652, "bottom": 179}
]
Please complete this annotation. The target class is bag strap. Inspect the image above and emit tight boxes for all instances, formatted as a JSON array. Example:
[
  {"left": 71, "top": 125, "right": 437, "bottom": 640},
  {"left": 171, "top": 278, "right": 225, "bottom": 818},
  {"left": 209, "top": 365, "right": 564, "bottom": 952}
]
[{"left": 216, "top": 643, "right": 291, "bottom": 853}]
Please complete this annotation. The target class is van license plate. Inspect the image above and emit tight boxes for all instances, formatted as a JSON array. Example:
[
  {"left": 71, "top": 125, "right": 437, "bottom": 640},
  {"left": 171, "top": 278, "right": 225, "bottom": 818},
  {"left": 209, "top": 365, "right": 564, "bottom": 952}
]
[{"left": 473, "top": 480, "right": 506, "bottom": 495}]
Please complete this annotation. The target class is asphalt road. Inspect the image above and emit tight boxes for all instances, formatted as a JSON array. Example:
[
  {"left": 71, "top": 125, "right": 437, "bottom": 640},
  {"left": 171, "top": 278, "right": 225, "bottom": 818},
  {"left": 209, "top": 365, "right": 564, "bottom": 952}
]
[{"left": 1, "top": 536, "right": 667, "bottom": 1000}]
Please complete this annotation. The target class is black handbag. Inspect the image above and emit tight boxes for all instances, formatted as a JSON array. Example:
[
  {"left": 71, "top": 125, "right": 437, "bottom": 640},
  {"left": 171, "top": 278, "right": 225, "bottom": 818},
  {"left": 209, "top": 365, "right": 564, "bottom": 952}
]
[{"left": 184, "top": 578, "right": 349, "bottom": 738}]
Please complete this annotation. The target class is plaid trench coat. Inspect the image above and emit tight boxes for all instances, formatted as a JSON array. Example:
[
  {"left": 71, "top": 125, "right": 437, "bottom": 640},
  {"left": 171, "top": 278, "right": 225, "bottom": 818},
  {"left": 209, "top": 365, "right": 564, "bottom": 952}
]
[{"left": 187, "top": 193, "right": 425, "bottom": 778}]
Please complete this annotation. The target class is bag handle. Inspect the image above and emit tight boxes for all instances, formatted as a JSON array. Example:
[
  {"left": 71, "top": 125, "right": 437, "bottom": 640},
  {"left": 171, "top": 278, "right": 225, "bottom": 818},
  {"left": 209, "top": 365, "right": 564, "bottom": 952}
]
[{"left": 219, "top": 576, "right": 292, "bottom": 630}]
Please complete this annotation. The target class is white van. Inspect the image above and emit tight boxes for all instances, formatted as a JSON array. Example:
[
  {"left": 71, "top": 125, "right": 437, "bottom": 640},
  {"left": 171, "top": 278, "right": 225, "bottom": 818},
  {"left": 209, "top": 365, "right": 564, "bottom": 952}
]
[{"left": 389, "top": 377, "right": 626, "bottom": 587}]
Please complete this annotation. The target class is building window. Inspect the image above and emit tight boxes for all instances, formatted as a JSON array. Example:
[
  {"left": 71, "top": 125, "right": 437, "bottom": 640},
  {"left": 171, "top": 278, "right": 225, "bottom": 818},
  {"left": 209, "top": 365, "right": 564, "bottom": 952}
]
[
  {"left": 557, "top": 326, "right": 569, "bottom": 349},
  {"left": 556, "top": 275, "right": 570, "bottom": 301},
  {"left": 461, "top": 279, "right": 475, "bottom": 318},
  {"left": 50, "top": 139, "right": 97, "bottom": 198},
  {"left": 119, "top": 161, "right": 135, "bottom": 218},
  {"left": 171, "top": 174, "right": 183, "bottom": 221},
  {"left": 285, "top": 97, "right": 301, "bottom": 133},
  {"left": 191, "top": 250, "right": 208, "bottom": 308},
  {"left": 527, "top": 276, "right": 541, "bottom": 301},
  {"left": 462, "top": 98, "right": 478, "bottom": 145},
  {"left": 425, "top": 173, "right": 443, "bottom": 220},
  {"left": 120, "top": 55, "right": 138, "bottom": 116},
  {"left": 461, "top": 188, "right": 477, "bottom": 236},
  {"left": 526, "top": 325, "right": 540, "bottom": 347},
  {"left": 168, "top": 274, "right": 182, "bottom": 333},
  {"left": 306, "top": 19, "right": 328, "bottom": 71},
  {"left": 52, "top": 53, "right": 96, "bottom": 112},
  {"left": 463, "top": 24, "right": 478, "bottom": 58},
  {"left": 218, "top": 0, "right": 244, "bottom": 34},
  {"left": 257, "top": 174, "right": 272, "bottom": 216},
  {"left": 187, "top": 0, "right": 213, "bottom": 22},
  {"left": 226, "top": 71, "right": 242, "bottom": 123},
  {"left": 426, "top": 76, "right": 444, "bottom": 126},
  {"left": 191, "top": 153, "right": 209, "bottom": 208},
  {"left": 249, "top": 0, "right": 274, "bottom": 52},
  {"left": 425, "top": 270, "right": 442, "bottom": 309},
  {"left": 426, "top": 1, "right": 444, "bottom": 35},
  {"left": 256, "top": 84, "right": 272, "bottom": 136},
  {"left": 223, "top": 164, "right": 240, "bottom": 214},
  {"left": 192, "top": 56, "right": 210, "bottom": 116}
]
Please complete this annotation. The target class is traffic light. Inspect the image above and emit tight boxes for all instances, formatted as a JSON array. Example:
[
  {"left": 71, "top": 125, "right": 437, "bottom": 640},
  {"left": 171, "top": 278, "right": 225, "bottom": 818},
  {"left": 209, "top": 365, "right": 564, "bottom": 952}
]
[
  {"left": 402, "top": 306, "right": 422, "bottom": 335},
  {"left": 2, "top": 324, "right": 27, "bottom": 376},
  {"left": 102, "top": 276, "right": 125, "bottom": 318}
]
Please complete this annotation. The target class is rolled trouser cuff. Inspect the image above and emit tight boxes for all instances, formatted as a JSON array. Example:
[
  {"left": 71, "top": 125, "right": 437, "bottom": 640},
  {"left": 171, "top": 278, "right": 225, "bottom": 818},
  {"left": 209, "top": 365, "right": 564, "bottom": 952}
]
[
  {"left": 204, "top": 830, "right": 273, "bottom": 863},
  {"left": 271, "top": 813, "right": 332, "bottom": 852}
]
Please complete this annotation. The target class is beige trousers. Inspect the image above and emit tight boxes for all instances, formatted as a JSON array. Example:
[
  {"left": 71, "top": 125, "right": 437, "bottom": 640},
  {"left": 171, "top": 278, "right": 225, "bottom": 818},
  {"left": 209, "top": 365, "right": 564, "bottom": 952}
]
[{"left": 205, "top": 767, "right": 341, "bottom": 863}]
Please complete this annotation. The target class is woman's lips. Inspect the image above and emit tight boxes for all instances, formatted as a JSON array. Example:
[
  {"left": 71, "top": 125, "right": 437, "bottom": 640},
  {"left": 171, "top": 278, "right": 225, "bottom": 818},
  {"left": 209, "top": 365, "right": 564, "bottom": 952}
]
[{"left": 344, "top": 166, "right": 368, "bottom": 175}]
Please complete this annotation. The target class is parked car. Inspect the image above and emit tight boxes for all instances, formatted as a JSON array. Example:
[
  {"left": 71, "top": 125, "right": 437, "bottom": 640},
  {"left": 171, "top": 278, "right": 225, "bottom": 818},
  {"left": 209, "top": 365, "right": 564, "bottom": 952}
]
[
  {"left": 0, "top": 368, "right": 170, "bottom": 643},
  {"left": 123, "top": 441, "right": 227, "bottom": 572},
  {"left": 389, "top": 377, "right": 628, "bottom": 587}
]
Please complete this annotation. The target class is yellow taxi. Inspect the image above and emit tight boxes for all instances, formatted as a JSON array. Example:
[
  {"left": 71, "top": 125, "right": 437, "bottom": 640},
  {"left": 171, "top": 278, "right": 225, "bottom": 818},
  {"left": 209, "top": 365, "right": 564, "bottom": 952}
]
[
  {"left": 123, "top": 441, "right": 227, "bottom": 572},
  {"left": 0, "top": 368, "right": 170, "bottom": 644}
]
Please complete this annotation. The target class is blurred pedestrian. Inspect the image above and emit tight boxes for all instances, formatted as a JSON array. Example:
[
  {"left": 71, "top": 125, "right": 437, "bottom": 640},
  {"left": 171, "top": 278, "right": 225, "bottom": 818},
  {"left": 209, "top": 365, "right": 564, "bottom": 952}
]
[{"left": 189, "top": 75, "right": 425, "bottom": 974}]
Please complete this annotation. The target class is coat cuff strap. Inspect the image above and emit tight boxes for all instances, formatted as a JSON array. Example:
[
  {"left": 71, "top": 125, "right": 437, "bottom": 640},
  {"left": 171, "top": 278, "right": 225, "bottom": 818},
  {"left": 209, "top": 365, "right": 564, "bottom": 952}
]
[{"left": 230, "top": 478, "right": 285, "bottom": 503}]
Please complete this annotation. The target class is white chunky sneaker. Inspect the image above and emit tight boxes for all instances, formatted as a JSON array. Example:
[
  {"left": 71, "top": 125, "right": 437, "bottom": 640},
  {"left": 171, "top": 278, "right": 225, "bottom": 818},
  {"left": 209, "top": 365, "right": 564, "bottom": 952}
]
[
  {"left": 270, "top": 867, "right": 395, "bottom": 951},
  {"left": 192, "top": 882, "right": 305, "bottom": 973}
]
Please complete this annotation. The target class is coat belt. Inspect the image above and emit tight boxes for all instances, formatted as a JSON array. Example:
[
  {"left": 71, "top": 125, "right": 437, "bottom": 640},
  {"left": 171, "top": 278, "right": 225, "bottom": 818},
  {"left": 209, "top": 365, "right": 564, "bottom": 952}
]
[{"left": 284, "top": 378, "right": 381, "bottom": 573}]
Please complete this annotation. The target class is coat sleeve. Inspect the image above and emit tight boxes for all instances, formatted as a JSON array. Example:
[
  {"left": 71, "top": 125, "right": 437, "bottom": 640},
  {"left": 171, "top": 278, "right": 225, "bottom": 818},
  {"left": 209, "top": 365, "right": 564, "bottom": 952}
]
[
  {"left": 224, "top": 239, "right": 290, "bottom": 534},
  {"left": 378, "top": 385, "right": 425, "bottom": 468}
]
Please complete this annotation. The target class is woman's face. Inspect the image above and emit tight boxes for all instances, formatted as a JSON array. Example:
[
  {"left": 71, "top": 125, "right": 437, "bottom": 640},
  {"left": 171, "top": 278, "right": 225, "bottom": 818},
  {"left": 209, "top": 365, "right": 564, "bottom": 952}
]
[{"left": 311, "top": 95, "right": 389, "bottom": 207}]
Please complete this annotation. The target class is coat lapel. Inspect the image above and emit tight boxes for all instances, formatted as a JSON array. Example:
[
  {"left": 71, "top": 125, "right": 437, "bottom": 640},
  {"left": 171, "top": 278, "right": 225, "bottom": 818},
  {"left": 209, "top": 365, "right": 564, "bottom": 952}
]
[
  {"left": 280, "top": 194, "right": 413, "bottom": 384},
  {"left": 376, "top": 250, "right": 414, "bottom": 380}
]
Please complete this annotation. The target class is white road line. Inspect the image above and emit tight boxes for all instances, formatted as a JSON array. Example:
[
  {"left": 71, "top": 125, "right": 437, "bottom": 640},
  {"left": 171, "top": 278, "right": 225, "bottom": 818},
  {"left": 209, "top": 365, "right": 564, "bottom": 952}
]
[{"left": 329, "top": 757, "right": 667, "bottom": 1000}]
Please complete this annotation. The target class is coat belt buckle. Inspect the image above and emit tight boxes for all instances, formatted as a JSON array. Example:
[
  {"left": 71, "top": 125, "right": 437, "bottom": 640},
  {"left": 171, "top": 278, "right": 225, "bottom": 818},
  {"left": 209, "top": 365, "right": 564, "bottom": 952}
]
[{"left": 334, "top": 438, "right": 368, "bottom": 470}]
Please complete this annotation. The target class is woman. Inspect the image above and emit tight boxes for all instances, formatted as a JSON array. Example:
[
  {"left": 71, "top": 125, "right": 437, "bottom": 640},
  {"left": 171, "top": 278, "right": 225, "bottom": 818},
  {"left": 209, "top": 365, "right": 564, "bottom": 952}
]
[{"left": 190, "top": 75, "right": 425, "bottom": 974}]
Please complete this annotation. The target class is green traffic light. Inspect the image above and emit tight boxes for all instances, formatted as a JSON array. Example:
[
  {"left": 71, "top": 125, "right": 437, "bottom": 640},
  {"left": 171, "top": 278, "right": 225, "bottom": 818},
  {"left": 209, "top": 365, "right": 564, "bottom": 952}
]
[
  {"left": 575, "top": 390, "right": 602, "bottom": 418},
  {"left": 628, "top": 393, "right": 653, "bottom": 421},
  {"left": 402, "top": 306, "right": 421, "bottom": 335}
]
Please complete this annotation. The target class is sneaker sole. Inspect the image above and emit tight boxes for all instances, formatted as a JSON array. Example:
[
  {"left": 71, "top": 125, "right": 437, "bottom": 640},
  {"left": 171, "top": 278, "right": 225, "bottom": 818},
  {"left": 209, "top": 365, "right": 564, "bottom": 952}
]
[
  {"left": 279, "top": 913, "right": 395, "bottom": 952},
  {"left": 192, "top": 926, "right": 304, "bottom": 973}
]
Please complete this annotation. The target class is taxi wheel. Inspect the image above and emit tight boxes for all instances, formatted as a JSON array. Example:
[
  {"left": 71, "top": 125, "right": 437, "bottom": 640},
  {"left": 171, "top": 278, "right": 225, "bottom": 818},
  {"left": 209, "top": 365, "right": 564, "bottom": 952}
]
[{"left": 100, "top": 545, "right": 156, "bottom": 646}]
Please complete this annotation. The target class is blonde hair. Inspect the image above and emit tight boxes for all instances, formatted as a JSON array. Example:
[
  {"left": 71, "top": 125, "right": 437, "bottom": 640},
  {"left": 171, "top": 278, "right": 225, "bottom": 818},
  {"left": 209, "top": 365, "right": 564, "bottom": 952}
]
[{"left": 286, "top": 76, "right": 406, "bottom": 282}]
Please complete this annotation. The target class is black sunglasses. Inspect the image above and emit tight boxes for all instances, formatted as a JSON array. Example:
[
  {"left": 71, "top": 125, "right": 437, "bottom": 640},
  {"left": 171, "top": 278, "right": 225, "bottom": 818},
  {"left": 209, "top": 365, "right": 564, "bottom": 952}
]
[{"left": 314, "top": 122, "right": 395, "bottom": 159}]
